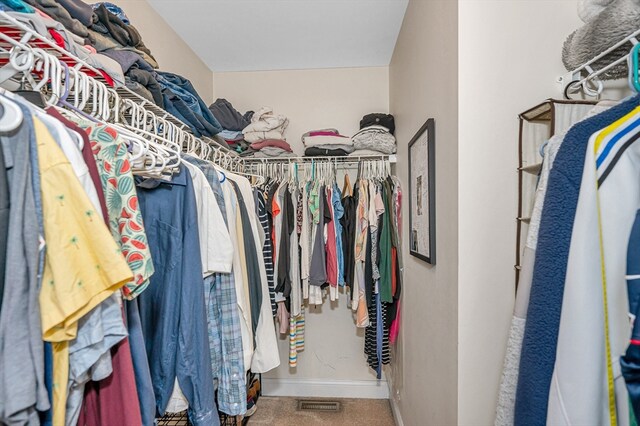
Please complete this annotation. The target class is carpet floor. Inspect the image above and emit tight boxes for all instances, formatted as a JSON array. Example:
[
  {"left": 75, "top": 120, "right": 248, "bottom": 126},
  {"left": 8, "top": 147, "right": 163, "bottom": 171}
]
[{"left": 247, "top": 396, "right": 395, "bottom": 426}]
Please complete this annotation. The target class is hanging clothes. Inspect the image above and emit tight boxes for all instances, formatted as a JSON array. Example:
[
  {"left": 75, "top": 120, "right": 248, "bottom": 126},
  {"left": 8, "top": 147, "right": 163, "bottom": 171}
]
[
  {"left": 309, "top": 183, "right": 328, "bottom": 287},
  {"left": 0, "top": 84, "right": 403, "bottom": 426},
  {"left": 0, "top": 105, "right": 49, "bottom": 425},
  {"left": 36, "top": 116, "right": 134, "bottom": 426},
  {"left": 289, "top": 186, "right": 302, "bottom": 316},
  {"left": 325, "top": 186, "right": 338, "bottom": 289},
  {"left": 223, "top": 170, "right": 279, "bottom": 374},
  {"left": 341, "top": 174, "right": 358, "bottom": 289},
  {"left": 251, "top": 160, "right": 402, "bottom": 376},
  {"left": 353, "top": 178, "right": 370, "bottom": 327},
  {"left": 501, "top": 94, "right": 640, "bottom": 426},
  {"left": 300, "top": 181, "right": 312, "bottom": 301},
  {"left": 136, "top": 165, "right": 218, "bottom": 426},
  {"left": 255, "top": 187, "right": 277, "bottom": 317},
  {"left": 58, "top": 118, "right": 142, "bottom": 426},
  {"left": 332, "top": 183, "right": 345, "bottom": 287},
  {"left": 495, "top": 101, "right": 614, "bottom": 426},
  {"left": 515, "top": 96, "right": 640, "bottom": 426},
  {"left": 275, "top": 183, "right": 293, "bottom": 299},
  {"left": 547, "top": 105, "right": 640, "bottom": 426},
  {"left": 185, "top": 155, "right": 246, "bottom": 416}
]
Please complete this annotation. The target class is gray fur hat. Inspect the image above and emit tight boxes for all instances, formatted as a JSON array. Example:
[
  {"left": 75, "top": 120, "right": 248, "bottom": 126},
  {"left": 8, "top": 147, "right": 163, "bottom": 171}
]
[{"left": 563, "top": 0, "right": 640, "bottom": 80}]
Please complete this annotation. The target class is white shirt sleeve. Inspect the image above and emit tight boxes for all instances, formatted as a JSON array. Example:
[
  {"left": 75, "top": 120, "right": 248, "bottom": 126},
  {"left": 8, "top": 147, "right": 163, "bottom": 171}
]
[
  {"left": 185, "top": 162, "right": 233, "bottom": 275},
  {"left": 206, "top": 183, "right": 234, "bottom": 273}
]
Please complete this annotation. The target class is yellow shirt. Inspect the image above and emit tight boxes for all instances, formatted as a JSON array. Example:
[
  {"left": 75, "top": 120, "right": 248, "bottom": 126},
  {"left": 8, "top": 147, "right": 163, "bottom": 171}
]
[{"left": 34, "top": 117, "right": 132, "bottom": 425}]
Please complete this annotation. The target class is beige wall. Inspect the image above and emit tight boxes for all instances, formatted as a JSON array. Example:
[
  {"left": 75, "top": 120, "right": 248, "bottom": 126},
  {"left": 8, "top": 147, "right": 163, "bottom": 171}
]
[
  {"left": 214, "top": 67, "right": 390, "bottom": 385},
  {"left": 389, "top": 0, "right": 459, "bottom": 425},
  {"left": 108, "top": 0, "right": 213, "bottom": 103},
  {"left": 213, "top": 67, "right": 389, "bottom": 154},
  {"left": 457, "top": 1, "right": 582, "bottom": 424}
]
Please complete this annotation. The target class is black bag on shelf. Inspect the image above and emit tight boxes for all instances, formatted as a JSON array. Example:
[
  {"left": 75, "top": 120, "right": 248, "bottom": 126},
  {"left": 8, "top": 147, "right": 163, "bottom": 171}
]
[{"left": 359, "top": 113, "right": 395, "bottom": 135}]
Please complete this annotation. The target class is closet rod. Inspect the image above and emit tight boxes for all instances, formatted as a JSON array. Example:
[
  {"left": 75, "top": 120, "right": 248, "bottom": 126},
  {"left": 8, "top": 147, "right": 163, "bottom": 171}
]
[{"left": 242, "top": 154, "right": 397, "bottom": 164}]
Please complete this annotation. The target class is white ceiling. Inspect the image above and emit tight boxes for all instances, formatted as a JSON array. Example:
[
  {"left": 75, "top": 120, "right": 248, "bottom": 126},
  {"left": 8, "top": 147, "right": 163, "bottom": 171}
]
[{"left": 146, "top": 0, "right": 409, "bottom": 72}]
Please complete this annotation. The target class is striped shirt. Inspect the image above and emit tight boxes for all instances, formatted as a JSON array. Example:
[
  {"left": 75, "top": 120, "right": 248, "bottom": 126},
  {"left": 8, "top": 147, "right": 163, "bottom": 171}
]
[{"left": 255, "top": 188, "right": 277, "bottom": 317}]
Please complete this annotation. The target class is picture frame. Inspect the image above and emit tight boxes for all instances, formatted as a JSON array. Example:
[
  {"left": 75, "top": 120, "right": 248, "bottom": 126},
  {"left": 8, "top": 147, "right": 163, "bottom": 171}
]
[{"left": 408, "top": 118, "right": 436, "bottom": 264}]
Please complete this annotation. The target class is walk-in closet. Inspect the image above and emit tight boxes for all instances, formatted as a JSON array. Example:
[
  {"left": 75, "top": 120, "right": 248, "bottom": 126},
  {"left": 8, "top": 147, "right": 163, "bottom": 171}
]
[{"left": 1, "top": 0, "right": 638, "bottom": 425}]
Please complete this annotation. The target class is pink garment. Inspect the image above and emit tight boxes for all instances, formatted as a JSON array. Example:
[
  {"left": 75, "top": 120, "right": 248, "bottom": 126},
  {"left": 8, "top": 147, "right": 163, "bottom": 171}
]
[
  {"left": 77, "top": 337, "right": 142, "bottom": 426},
  {"left": 249, "top": 139, "right": 293, "bottom": 152},
  {"left": 325, "top": 189, "right": 338, "bottom": 286},
  {"left": 34, "top": 8, "right": 52, "bottom": 19},
  {"left": 309, "top": 130, "right": 341, "bottom": 137},
  {"left": 389, "top": 183, "right": 402, "bottom": 344},
  {"left": 83, "top": 45, "right": 98, "bottom": 54},
  {"left": 396, "top": 187, "right": 402, "bottom": 235},
  {"left": 277, "top": 301, "right": 289, "bottom": 335},
  {"left": 389, "top": 300, "right": 401, "bottom": 344}
]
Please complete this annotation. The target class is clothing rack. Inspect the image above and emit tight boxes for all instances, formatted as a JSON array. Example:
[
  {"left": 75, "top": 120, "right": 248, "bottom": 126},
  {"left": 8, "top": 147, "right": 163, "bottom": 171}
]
[
  {"left": 0, "top": 11, "right": 394, "bottom": 175},
  {"left": 0, "top": 11, "right": 243, "bottom": 166},
  {"left": 242, "top": 153, "right": 397, "bottom": 165},
  {"left": 0, "top": 11, "right": 257, "bottom": 424},
  {"left": 558, "top": 28, "right": 640, "bottom": 97}
]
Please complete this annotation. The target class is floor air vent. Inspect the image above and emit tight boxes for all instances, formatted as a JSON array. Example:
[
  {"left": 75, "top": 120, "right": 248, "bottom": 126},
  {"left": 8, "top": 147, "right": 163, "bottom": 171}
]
[{"left": 297, "top": 400, "right": 341, "bottom": 412}]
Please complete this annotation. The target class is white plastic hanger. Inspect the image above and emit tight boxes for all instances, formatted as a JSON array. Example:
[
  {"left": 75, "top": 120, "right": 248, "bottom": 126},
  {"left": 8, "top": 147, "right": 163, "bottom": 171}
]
[{"left": 0, "top": 92, "right": 23, "bottom": 132}]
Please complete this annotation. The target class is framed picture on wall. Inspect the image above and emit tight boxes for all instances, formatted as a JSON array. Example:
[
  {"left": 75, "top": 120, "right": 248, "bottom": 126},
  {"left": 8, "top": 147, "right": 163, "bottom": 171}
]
[{"left": 408, "top": 118, "right": 436, "bottom": 264}]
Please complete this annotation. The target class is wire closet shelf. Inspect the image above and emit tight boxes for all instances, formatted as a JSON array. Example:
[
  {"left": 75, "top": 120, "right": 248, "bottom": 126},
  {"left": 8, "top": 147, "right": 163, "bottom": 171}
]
[
  {"left": 0, "top": 11, "right": 242, "bottom": 169},
  {"left": 558, "top": 28, "right": 640, "bottom": 97}
]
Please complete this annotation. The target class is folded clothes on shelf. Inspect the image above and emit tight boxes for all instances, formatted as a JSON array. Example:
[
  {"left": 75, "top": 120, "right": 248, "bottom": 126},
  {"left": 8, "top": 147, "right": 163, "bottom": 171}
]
[
  {"left": 305, "top": 146, "right": 352, "bottom": 157},
  {"left": 359, "top": 113, "right": 395, "bottom": 135},
  {"left": 243, "top": 106, "right": 288, "bottom": 143},
  {"left": 351, "top": 125, "right": 396, "bottom": 155},
  {"left": 250, "top": 139, "right": 293, "bottom": 152},
  {"left": 244, "top": 146, "right": 295, "bottom": 158},
  {"left": 209, "top": 98, "right": 254, "bottom": 132}
]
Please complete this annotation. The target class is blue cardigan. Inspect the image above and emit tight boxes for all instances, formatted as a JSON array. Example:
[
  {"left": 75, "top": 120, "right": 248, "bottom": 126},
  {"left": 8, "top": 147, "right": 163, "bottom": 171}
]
[{"left": 514, "top": 95, "right": 640, "bottom": 426}]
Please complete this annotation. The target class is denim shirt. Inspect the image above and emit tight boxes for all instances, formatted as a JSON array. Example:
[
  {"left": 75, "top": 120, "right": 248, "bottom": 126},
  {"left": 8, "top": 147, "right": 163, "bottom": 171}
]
[
  {"left": 161, "top": 89, "right": 216, "bottom": 138},
  {"left": 156, "top": 72, "right": 222, "bottom": 135},
  {"left": 136, "top": 165, "right": 218, "bottom": 426}
]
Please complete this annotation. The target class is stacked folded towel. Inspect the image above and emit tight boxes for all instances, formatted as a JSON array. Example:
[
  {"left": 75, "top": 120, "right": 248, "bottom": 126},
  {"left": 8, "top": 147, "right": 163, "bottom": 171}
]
[
  {"left": 302, "top": 128, "right": 354, "bottom": 156},
  {"left": 350, "top": 113, "right": 396, "bottom": 156},
  {"left": 243, "top": 106, "right": 289, "bottom": 143},
  {"left": 242, "top": 139, "right": 295, "bottom": 158}
]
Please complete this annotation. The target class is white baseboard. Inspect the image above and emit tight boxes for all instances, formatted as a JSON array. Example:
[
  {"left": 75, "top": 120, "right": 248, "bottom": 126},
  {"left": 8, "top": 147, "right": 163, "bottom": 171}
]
[
  {"left": 389, "top": 397, "right": 403, "bottom": 426},
  {"left": 261, "top": 378, "right": 390, "bottom": 399},
  {"left": 387, "top": 381, "right": 404, "bottom": 426}
]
